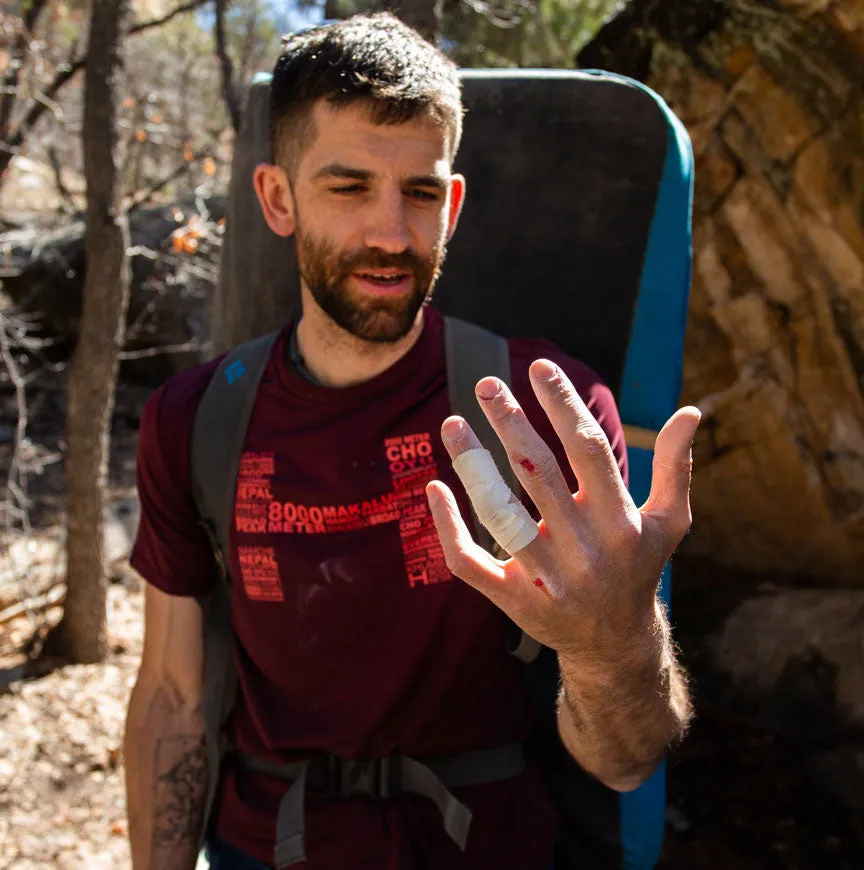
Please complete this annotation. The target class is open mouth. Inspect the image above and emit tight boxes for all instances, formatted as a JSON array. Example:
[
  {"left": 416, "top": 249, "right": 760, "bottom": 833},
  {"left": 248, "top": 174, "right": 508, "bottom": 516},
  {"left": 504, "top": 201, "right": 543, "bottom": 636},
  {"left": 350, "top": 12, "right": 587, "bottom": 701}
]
[
  {"left": 352, "top": 269, "right": 415, "bottom": 296},
  {"left": 355, "top": 270, "right": 411, "bottom": 286}
]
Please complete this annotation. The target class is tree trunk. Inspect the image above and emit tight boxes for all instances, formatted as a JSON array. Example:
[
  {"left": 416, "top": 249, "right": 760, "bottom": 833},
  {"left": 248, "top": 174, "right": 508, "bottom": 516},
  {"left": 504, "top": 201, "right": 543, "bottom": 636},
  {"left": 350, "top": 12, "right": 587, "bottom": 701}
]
[
  {"left": 50, "top": 0, "right": 132, "bottom": 663},
  {"left": 215, "top": 0, "right": 242, "bottom": 132},
  {"left": 581, "top": 0, "right": 864, "bottom": 584}
]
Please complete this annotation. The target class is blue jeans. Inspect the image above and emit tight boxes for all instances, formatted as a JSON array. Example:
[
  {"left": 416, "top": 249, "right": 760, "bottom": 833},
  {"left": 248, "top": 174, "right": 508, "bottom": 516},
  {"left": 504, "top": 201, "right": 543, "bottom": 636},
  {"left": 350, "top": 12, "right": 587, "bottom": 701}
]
[{"left": 206, "top": 837, "right": 272, "bottom": 870}]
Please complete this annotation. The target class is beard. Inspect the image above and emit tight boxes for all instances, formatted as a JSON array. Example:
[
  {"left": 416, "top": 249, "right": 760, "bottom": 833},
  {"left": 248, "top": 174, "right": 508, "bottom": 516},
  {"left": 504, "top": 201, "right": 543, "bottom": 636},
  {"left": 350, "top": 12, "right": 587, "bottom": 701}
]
[{"left": 295, "top": 223, "right": 446, "bottom": 344}]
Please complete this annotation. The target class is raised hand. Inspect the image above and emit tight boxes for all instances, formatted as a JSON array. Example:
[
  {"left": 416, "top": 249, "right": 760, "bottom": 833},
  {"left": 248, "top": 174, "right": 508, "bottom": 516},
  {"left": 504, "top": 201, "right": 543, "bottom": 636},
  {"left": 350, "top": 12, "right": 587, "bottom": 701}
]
[
  {"left": 426, "top": 359, "right": 699, "bottom": 789},
  {"left": 426, "top": 358, "right": 700, "bottom": 663}
]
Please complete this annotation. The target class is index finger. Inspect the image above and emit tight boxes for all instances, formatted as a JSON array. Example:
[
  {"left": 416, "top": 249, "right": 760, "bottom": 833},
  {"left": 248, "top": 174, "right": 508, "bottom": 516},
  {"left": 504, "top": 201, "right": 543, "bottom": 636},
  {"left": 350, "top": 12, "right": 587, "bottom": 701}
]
[
  {"left": 440, "top": 416, "right": 543, "bottom": 560},
  {"left": 528, "top": 359, "right": 634, "bottom": 518}
]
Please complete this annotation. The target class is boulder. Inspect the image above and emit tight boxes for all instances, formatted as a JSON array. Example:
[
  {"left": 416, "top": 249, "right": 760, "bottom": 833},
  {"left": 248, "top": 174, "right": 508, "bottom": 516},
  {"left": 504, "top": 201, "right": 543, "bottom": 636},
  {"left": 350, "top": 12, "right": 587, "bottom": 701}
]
[
  {"left": 672, "top": 554, "right": 864, "bottom": 818},
  {"left": 582, "top": 0, "right": 864, "bottom": 584},
  {"left": 0, "top": 195, "right": 226, "bottom": 381},
  {"left": 710, "top": 588, "right": 864, "bottom": 731}
]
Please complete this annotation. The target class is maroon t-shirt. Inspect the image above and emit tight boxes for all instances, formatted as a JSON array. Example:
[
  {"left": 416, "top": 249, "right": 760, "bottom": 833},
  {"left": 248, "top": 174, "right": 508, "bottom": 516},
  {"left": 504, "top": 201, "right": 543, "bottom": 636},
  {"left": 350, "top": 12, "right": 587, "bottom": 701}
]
[{"left": 131, "top": 307, "right": 627, "bottom": 870}]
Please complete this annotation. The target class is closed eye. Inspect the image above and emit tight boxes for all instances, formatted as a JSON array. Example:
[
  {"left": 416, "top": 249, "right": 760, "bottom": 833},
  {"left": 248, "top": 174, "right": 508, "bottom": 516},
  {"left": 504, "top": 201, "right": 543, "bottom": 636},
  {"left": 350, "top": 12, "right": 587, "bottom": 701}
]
[
  {"left": 409, "top": 189, "right": 441, "bottom": 202},
  {"left": 331, "top": 185, "right": 366, "bottom": 194}
]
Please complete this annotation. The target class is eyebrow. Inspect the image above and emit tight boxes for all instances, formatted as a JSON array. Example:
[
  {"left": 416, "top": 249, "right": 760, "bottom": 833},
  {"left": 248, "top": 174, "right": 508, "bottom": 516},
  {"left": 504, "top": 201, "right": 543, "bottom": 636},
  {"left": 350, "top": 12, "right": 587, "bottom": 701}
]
[
  {"left": 313, "top": 162, "right": 448, "bottom": 190},
  {"left": 407, "top": 174, "right": 448, "bottom": 191},
  {"left": 313, "top": 163, "right": 370, "bottom": 182}
]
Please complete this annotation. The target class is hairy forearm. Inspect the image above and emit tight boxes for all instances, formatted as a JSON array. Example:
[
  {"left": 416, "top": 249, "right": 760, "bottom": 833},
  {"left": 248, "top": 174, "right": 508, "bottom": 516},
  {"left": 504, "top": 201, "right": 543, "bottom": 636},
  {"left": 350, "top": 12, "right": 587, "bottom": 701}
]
[
  {"left": 124, "top": 677, "right": 208, "bottom": 870},
  {"left": 556, "top": 599, "right": 692, "bottom": 791}
]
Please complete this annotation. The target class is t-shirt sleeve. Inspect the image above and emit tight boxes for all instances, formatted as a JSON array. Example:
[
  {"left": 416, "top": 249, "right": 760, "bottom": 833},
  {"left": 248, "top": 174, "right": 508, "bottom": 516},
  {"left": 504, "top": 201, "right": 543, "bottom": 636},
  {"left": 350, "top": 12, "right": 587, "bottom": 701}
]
[
  {"left": 130, "top": 373, "right": 218, "bottom": 598},
  {"left": 508, "top": 339, "right": 628, "bottom": 496}
]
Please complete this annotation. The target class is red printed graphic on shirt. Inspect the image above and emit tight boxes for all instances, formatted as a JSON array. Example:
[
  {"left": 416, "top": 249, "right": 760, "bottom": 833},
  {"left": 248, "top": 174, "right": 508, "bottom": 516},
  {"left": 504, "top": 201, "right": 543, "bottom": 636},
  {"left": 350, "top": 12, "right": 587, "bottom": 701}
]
[
  {"left": 237, "top": 545, "right": 283, "bottom": 601},
  {"left": 234, "top": 451, "right": 275, "bottom": 536},
  {"left": 233, "top": 437, "right": 452, "bottom": 592},
  {"left": 385, "top": 433, "right": 451, "bottom": 588}
]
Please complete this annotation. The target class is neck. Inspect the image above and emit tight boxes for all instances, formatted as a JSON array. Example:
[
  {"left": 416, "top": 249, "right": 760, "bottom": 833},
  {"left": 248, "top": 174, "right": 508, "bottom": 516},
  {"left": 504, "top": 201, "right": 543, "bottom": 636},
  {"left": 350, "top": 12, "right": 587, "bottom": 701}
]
[{"left": 294, "top": 289, "right": 425, "bottom": 388}]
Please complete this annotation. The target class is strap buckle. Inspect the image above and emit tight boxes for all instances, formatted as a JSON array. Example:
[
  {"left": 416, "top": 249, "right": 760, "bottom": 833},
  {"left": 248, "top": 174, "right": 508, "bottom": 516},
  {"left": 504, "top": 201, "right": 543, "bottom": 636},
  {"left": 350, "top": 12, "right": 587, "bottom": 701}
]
[{"left": 326, "top": 755, "right": 399, "bottom": 799}]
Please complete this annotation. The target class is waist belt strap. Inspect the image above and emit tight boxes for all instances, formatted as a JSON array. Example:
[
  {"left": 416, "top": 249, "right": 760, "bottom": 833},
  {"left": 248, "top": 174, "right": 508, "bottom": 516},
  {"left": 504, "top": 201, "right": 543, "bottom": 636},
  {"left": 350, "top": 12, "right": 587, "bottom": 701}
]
[
  {"left": 237, "top": 743, "right": 525, "bottom": 868},
  {"left": 273, "top": 761, "right": 309, "bottom": 868}
]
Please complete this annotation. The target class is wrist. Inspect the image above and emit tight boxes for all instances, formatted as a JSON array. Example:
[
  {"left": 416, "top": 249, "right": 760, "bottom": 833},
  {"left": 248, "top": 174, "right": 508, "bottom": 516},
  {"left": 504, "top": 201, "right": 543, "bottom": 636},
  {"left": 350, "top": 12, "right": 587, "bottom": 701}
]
[{"left": 557, "top": 622, "right": 665, "bottom": 688}]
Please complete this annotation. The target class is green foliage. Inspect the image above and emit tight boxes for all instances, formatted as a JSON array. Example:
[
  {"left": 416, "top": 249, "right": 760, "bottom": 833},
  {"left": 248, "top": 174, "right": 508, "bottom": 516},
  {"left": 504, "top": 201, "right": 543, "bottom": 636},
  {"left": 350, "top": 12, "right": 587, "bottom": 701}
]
[
  {"left": 446, "top": 0, "right": 627, "bottom": 68},
  {"left": 304, "top": 0, "right": 625, "bottom": 68}
]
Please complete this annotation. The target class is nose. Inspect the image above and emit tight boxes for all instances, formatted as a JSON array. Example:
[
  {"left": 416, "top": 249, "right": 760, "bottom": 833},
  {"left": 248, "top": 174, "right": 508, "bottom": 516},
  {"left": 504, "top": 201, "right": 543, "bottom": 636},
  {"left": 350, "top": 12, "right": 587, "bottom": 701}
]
[{"left": 362, "top": 187, "right": 411, "bottom": 254}]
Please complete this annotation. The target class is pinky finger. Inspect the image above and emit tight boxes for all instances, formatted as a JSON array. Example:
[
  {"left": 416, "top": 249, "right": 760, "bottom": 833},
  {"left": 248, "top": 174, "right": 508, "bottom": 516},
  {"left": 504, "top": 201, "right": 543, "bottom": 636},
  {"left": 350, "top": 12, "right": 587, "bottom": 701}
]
[{"left": 426, "top": 480, "right": 506, "bottom": 592}]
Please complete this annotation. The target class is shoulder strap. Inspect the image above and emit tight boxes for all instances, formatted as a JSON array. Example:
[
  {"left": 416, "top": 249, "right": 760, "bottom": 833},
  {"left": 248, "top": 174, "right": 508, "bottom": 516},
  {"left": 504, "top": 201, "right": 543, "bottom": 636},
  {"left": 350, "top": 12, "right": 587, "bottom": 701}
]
[
  {"left": 190, "top": 330, "right": 278, "bottom": 850},
  {"left": 443, "top": 315, "right": 517, "bottom": 521},
  {"left": 443, "top": 316, "right": 541, "bottom": 664},
  {"left": 192, "top": 330, "right": 279, "bottom": 559}
]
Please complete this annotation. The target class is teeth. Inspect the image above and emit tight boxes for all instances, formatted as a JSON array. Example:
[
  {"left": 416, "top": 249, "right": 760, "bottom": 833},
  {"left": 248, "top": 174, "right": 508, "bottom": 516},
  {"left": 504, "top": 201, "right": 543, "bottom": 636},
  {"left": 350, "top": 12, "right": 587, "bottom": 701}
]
[{"left": 362, "top": 274, "right": 404, "bottom": 284}]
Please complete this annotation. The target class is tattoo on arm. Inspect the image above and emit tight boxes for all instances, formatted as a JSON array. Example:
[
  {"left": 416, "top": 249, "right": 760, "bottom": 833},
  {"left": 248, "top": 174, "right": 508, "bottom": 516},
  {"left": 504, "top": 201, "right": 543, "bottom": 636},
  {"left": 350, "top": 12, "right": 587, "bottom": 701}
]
[{"left": 151, "top": 735, "right": 207, "bottom": 850}]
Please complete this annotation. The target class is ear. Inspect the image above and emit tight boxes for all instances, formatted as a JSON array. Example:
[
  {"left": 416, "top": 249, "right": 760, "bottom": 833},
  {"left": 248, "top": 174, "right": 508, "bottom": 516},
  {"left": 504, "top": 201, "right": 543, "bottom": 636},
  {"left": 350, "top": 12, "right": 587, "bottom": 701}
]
[
  {"left": 446, "top": 174, "right": 466, "bottom": 242},
  {"left": 253, "top": 163, "right": 295, "bottom": 237}
]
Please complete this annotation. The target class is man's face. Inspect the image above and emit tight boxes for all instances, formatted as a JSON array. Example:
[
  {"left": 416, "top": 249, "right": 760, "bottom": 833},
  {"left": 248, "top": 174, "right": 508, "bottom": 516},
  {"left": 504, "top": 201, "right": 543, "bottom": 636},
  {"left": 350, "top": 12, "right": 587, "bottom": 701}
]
[{"left": 276, "top": 100, "right": 464, "bottom": 343}]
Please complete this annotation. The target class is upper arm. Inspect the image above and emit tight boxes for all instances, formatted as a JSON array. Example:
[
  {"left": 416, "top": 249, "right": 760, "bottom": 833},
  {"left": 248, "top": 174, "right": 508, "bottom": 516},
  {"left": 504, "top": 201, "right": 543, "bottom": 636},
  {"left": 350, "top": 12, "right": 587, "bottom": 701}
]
[{"left": 130, "top": 378, "right": 218, "bottom": 599}]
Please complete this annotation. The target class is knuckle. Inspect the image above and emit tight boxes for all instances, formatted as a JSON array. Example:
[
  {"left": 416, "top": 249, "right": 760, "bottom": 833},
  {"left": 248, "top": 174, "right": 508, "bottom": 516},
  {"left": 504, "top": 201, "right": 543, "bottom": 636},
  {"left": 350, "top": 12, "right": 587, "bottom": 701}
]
[
  {"left": 671, "top": 507, "right": 693, "bottom": 540},
  {"left": 611, "top": 517, "right": 641, "bottom": 553},
  {"left": 655, "top": 452, "right": 693, "bottom": 476},
  {"left": 490, "top": 399, "right": 525, "bottom": 427},
  {"left": 571, "top": 425, "right": 609, "bottom": 459},
  {"left": 655, "top": 507, "right": 692, "bottom": 547}
]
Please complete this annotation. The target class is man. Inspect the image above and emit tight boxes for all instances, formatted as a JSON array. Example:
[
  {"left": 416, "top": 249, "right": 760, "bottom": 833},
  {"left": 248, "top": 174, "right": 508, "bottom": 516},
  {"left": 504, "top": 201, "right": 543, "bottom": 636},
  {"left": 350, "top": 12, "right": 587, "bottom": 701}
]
[{"left": 125, "top": 13, "right": 699, "bottom": 870}]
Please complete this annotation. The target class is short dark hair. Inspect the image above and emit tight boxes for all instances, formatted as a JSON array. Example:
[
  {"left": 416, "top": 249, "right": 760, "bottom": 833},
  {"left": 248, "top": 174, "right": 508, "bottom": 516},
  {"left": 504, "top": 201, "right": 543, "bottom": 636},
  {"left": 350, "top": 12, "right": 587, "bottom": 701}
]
[{"left": 269, "top": 13, "right": 463, "bottom": 173}]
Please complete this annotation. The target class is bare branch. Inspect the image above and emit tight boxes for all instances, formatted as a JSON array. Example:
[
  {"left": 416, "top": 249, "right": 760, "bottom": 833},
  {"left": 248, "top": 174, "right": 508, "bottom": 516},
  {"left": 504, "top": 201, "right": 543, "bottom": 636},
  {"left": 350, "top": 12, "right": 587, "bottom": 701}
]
[
  {"left": 1, "top": 0, "right": 213, "bottom": 174},
  {"left": 0, "top": 584, "right": 65, "bottom": 626},
  {"left": 129, "top": 0, "right": 213, "bottom": 38},
  {"left": 460, "top": 0, "right": 537, "bottom": 29},
  {"left": 0, "top": 0, "right": 50, "bottom": 139},
  {"left": 118, "top": 340, "right": 209, "bottom": 360},
  {"left": 0, "top": 310, "right": 33, "bottom": 538},
  {"left": 21, "top": 2, "right": 48, "bottom": 39},
  {"left": 47, "top": 145, "right": 78, "bottom": 214},
  {"left": 125, "top": 148, "right": 212, "bottom": 213},
  {"left": 127, "top": 244, "right": 220, "bottom": 284},
  {"left": 6, "top": 60, "right": 82, "bottom": 155}
]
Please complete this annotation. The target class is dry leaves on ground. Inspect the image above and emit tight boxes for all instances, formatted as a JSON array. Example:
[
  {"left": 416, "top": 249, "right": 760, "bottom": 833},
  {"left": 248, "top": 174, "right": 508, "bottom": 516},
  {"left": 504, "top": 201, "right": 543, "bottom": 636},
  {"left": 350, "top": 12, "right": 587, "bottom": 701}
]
[{"left": 0, "top": 581, "right": 143, "bottom": 869}]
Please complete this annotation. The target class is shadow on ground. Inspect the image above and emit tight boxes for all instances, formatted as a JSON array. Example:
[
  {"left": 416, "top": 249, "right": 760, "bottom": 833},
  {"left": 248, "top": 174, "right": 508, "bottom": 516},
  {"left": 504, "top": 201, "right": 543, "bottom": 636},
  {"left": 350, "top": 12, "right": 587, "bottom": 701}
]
[{"left": 659, "top": 555, "right": 864, "bottom": 869}]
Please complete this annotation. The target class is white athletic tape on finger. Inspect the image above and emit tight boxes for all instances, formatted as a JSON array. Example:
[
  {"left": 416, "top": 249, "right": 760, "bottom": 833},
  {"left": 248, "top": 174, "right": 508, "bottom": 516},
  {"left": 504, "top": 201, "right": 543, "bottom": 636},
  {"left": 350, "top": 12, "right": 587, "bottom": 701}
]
[{"left": 451, "top": 448, "right": 538, "bottom": 555}]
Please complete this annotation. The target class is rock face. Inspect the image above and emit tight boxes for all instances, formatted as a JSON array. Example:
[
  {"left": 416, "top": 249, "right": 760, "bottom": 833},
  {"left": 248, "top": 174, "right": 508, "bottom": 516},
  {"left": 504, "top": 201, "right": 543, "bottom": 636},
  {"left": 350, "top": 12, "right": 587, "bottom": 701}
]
[{"left": 582, "top": 0, "right": 864, "bottom": 584}]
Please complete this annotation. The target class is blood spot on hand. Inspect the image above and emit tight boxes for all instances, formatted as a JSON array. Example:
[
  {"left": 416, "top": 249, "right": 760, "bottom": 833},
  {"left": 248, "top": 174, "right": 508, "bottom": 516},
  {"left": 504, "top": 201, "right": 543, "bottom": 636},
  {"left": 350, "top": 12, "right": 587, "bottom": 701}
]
[
  {"left": 520, "top": 458, "right": 536, "bottom": 473},
  {"left": 533, "top": 577, "right": 545, "bottom": 590}
]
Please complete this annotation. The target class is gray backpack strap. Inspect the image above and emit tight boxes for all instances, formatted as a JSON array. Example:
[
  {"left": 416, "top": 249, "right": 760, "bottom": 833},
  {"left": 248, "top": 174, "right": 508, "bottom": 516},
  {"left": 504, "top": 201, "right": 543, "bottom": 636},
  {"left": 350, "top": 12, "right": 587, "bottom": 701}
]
[
  {"left": 236, "top": 743, "right": 525, "bottom": 866},
  {"left": 190, "top": 330, "right": 278, "bottom": 849},
  {"left": 442, "top": 316, "right": 541, "bottom": 664},
  {"left": 443, "top": 315, "right": 517, "bottom": 537}
]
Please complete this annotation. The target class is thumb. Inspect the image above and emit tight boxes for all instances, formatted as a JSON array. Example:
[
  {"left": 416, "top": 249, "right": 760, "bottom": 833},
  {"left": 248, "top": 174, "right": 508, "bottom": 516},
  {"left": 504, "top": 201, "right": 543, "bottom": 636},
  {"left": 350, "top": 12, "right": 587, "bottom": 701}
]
[{"left": 640, "top": 406, "right": 701, "bottom": 542}]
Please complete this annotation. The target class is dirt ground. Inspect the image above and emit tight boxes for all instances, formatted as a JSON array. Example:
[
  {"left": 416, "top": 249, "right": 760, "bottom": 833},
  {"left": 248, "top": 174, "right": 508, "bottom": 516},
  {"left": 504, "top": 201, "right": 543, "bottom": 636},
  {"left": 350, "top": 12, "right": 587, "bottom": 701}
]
[
  {"left": 0, "top": 377, "right": 862, "bottom": 869},
  {"left": 0, "top": 584, "right": 141, "bottom": 869}
]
